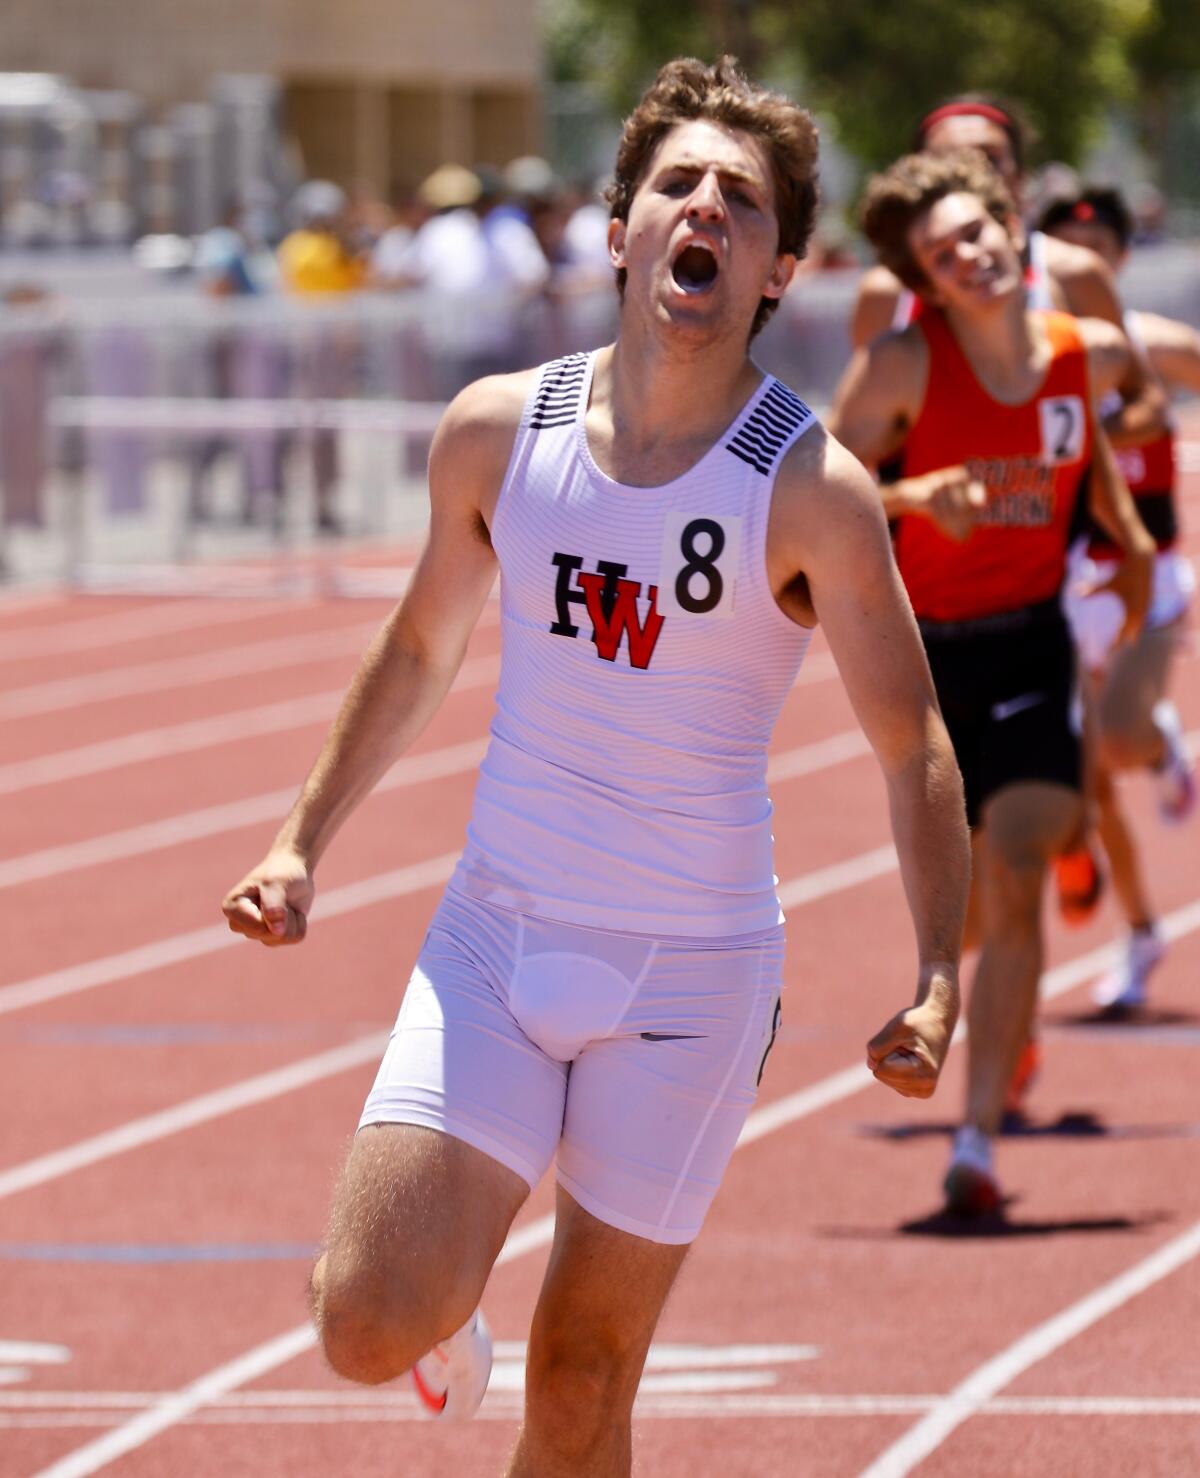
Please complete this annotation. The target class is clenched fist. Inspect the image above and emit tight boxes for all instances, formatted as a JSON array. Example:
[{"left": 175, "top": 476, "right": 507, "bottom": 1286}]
[{"left": 222, "top": 847, "right": 315, "bottom": 947}]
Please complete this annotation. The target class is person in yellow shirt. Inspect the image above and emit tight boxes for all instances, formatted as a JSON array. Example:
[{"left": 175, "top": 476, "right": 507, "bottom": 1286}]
[
  {"left": 277, "top": 181, "right": 366, "bottom": 295},
  {"left": 277, "top": 181, "right": 365, "bottom": 532}
]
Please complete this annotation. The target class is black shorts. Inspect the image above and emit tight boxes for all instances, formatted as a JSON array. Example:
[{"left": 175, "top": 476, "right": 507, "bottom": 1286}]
[{"left": 920, "top": 599, "right": 1082, "bottom": 829}]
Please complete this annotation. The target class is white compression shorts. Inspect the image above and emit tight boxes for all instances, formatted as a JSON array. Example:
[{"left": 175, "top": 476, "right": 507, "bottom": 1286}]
[
  {"left": 1064, "top": 548, "right": 1195, "bottom": 674},
  {"left": 359, "top": 887, "right": 785, "bottom": 1245}
]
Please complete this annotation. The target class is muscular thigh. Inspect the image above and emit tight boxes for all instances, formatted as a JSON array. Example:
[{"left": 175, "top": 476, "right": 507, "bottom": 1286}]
[{"left": 322, "top": 1124, "right": 528, "bottom": 1319}]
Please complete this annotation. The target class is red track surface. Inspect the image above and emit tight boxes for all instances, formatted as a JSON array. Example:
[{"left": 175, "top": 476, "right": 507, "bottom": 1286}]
[{"left": 2, "top": 451, "right": 1199, "bottom": 1477}]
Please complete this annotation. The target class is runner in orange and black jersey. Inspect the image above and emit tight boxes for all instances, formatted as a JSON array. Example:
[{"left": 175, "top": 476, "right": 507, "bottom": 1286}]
[
  {"left": 891, "top": 307, "right": 1093, "bottom": 827},
  {"left": 830, "top": 151, "right": 1156, "bottom": 1221}
]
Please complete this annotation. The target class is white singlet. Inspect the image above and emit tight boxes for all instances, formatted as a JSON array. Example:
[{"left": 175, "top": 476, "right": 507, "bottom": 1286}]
[{"left": 449, "top": 351, "right": 817, "bottom": 937}]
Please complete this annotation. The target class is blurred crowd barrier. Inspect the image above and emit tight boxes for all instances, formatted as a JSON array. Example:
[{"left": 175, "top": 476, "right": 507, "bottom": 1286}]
[{"left": 1, "top": 241, "right": 1198, "bottom": 592}]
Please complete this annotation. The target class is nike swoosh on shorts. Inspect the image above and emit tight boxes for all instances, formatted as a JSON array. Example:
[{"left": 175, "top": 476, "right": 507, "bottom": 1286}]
[{"left": 991, "top": 691, "right": 1046, "bottom": 722}]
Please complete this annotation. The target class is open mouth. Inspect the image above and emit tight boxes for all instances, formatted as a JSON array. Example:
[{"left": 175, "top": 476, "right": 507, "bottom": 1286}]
[{"left": 671, "top": 242, "right": 719, "bottom": 295}]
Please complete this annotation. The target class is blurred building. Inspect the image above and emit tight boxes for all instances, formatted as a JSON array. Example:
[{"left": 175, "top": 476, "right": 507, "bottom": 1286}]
[{"left": 0, "top": 0, "right": 542, "bottom": 243}]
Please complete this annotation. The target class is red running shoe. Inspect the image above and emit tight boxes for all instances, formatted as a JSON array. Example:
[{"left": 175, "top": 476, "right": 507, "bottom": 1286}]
[{"left": 1054, "top": 842, "right": 1104, "bottom": 926}]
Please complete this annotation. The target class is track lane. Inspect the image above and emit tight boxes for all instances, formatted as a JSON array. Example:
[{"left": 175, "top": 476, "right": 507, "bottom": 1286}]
[{"left": 7, "top": 481, "right": 1200, "bottom": 1466}]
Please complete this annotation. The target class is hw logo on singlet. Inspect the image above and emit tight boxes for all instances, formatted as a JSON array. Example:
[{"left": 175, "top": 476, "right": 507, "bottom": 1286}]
[
  {"left": 549, "top": 520, "right": 741, "bottom": 669},
  {"left": 549, "top": 553, "right": 665, "bottom": 669}
]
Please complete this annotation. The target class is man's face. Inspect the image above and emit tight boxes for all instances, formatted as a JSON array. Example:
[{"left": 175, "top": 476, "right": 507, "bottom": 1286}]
[
  {"left": 907, "top": 191, "right": 1024, "bottom": 312},
  {"left": 924, "top": 115, "right": 1021, "bottom": 200},
  {"left": 609, "top": 119, "right": 795, "bottom": 340}
]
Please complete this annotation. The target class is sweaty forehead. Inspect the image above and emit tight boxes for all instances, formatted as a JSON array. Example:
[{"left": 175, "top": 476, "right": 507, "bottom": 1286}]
[
  {"left": 645, "top": 120, "right": 774, "bottom": 191},
  {"left": 909, "top": 191, "right": 992, "bottom": 254},
  {"left": 925, "top": 115, "right": 1014, "bottom": 167}
]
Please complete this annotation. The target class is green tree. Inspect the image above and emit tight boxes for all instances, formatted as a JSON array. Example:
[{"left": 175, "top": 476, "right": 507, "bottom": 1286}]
[
  {"left": 546, "top": 0, "right": 1144, "bottom": 169},
  {"left": 1124, "top": 0, "right": 1200, "bottom": 195}
]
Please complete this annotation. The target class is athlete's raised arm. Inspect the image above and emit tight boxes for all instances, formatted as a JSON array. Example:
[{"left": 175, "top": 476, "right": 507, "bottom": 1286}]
[
  {"left": 221, "top": 372, "right": 530, "bottom": 946},
  {"left": 769, "top": 428, "right": 967, "bottom": 1099},
  {"left": 829, "top": 333, "right": 987, "bottom": 542}
]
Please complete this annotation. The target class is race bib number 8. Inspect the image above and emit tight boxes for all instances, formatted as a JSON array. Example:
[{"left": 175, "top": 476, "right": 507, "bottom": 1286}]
[
  {"left": 658, "top": 512, "right": 742, "bottom": 619},
  {"left": 1039, "top": 395, "right": 1086, "bottom": 466}
]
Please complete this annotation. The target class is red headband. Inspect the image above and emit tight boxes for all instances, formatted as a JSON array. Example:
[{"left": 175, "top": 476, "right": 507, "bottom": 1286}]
[
  {"left": 919, "top": 102, "right": 1015, "bottom": 137},
  {"left": 1072, "top": 201, "right": 1096, "bottom": 222}
]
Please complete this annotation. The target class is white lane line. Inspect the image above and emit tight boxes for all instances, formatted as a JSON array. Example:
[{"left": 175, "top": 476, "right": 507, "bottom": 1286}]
[
  {"left": 14, "top": 1391, "right": 1200, "bottom": 1429},
  {"left": 860, "top": 1216, "right": 1200, "bottom": 1478},
  {"left": 0, "top": 600, "right": 301, "bottom": 663},
  {"left": 0, "top": 654, "right": 499, "bottom": 796},
  {"left": 0, "top": 603, "right": 503, "bottom": 722},
  {"left": 28, "top": 1325, "right": 325, "bottom": 1478},
  {"left": 0, "top": 851, "right": 462, "bottom": 1019},
  {"left": 32, "top": 905, "right": 1200, "bottom": 1478},
  {"left": 0, "top": 725, "right": 872, "bottom": 891},
  {"left": 0, "top": 1035, "right": 389, "bottom": 1202},
  {"left": 12, "top": 1390, "right": 1200, "bottom": 1417},
  {"left": 0, "top": 622, "right": 384, "bottom": 720},
  {"left": 0, "top": 739, "right": 489, "bottom": 891}
]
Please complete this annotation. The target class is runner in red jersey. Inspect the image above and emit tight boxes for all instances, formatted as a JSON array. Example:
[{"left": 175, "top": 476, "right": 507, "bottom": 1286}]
[
  {"left": 850, "top": 95, "right": 1167, "bottom": 943},
  {"left": 830, "top": 151, "right": 1155, "bottom": 1217},
  {"left": 1040, "top": 186, "right": 1197, "bottom": 1011}
]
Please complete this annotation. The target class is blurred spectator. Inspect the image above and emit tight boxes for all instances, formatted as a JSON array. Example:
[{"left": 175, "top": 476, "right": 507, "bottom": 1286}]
[
  {"left": 0, "top": 284, "right": 57, "bottom": 531},
  {"left": 278, "top": 181, "right": 365, "bottom": 534},
  {"left": 563, "top": 179, "right": 614, "bottom": 276},
  {"left": 187, "top": 200, "right": 274, "bottom": 524},
  {"left": 278, "top": 181, "right": 366, "bottom": 296},
  {"left": 398, "top": 163, "right": 549, "bottom": 393},
  {"left": 193, "top": 199, "right": 269, "bottom": 298},
  {"left": 370, "top": 186, "right": 432, "bottom": 288}
]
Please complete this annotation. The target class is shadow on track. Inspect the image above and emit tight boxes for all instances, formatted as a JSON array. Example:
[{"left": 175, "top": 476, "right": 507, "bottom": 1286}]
[
  {"left": 859, "top": 1113, "right": 1200, "bottom": 1142},
  {"left": 819, "top": 1208, "right": 1172, "bottom": 1241}
]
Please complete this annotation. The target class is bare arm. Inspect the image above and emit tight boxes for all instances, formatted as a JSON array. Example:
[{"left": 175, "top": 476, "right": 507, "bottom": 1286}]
[
  {"left": 222, "top": 373, "right": 528, "bottom": 944},
  {"left": 772, "top": 431, "right": 968, "bottom": 1097},
  {"left": 828, "top": 334, "right": 987, "bottom": 540},
  {"left": 849, "top": 264, "right": 907, "bottom": 351},
  {"left": 1137, "top": 312, "right": 1200, "bottom": 395}
]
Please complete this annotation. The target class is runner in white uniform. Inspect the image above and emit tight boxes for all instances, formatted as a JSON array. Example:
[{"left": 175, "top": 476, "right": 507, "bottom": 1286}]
[{"left": 222, "top": 58, "right": 969, "bottom": 1478}]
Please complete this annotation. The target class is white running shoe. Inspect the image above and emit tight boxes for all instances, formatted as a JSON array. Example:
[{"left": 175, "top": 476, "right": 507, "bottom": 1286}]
[
  {"left": 1153, "top": 701, "right": 1196, "bottom": 824},
  {"left": 1092, "top": 925, "right": 1167, "bottom": 1012},
  {"left": 943, "top": 1125, "right": 1000, "bottom": 1217},
  {"left": 410, "top": 1308, "right": 493, "bottom": 1421}
]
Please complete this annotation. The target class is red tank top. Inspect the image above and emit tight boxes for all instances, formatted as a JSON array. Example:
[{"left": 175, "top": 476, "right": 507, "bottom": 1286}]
[{"left": 895, "top": 309, "right": 1093, "bottom": 622}]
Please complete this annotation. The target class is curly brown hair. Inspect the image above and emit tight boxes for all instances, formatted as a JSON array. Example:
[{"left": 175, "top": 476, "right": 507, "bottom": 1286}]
[
  {"left": 860, "top": 151, "right": 1017, "bottom": 295},
  {"left": 606, "top": 56, "right": 820, "bottom": 338}
]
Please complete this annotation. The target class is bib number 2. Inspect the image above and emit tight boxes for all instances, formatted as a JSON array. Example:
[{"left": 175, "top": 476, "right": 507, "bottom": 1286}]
[
  {"left": 658, "top": 513, "right": 742, "bottom": 619},
  {"left": 1038, "top": 395, "right": 1085, "bottom": 465}
]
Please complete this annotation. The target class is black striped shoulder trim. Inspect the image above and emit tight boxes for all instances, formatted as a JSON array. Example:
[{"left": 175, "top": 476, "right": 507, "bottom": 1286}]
[
  {"left": 726, "top": 381, "right": 815, "bottom": 476},
  {"left": 527, "top": 353, "right": 590, "bottom": 430}
]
